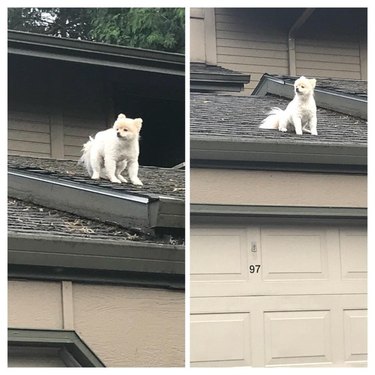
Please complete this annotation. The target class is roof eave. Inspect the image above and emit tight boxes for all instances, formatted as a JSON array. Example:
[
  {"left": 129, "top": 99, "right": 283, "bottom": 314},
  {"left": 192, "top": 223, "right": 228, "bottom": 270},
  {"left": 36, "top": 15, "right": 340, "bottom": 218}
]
[
  {"left": 191, "top": 204, "right": 367, "bottom": 225},
  {"left": 191, "top": 136, "right": 367, "bottom": 173},
  {"left": 8, "top": 232, "right": 185, "bottom": 289},
  {"left": 190, "top": 81, "right": 246, "bottom": 92},
  {"left": 8, "top": 30, "right": 185, "bottom": 76}
]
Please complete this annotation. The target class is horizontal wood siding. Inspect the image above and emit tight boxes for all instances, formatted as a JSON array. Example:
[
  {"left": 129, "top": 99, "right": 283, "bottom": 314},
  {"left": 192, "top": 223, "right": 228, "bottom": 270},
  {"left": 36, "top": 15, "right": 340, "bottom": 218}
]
[
  {"left": 214, "top": 9, "right": 363, "bottom": 94},
  {"left": 63, "top": 115, "right": 107, "bottom": 160},
  {"left": 8, "top": 110, "right": 51, "bottom": 158},
  {"left": 215, "top": 9, "right": 289, "bottom": 95},
  {"left": 296, "top": 38, "right": 361, "bottom": 80}
]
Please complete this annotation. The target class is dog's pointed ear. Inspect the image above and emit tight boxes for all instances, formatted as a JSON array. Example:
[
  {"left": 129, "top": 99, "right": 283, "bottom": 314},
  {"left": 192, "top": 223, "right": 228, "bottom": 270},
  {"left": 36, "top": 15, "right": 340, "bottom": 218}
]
[
  {"left": 134, "top": 118, "right": 143, "bottom": 131},
  {"left": 118, "top": 113, "right": 126, "bottom": 119},
  {"left": 309, "top": 78, "right": 317, "bottom": 88}
]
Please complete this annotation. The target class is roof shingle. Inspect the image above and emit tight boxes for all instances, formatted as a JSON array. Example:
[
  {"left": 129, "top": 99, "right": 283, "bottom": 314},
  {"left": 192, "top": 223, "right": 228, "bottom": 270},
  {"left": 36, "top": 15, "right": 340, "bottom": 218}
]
[{"left": 190, "top": 93, "right": 367, "bottom": 146}]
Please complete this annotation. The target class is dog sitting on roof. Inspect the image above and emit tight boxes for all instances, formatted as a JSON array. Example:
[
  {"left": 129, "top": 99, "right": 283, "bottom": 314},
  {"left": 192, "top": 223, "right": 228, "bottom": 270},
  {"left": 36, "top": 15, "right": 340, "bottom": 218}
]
[
  {"left": 259, "top": 76, "right": 318, "bottom": 135},
  {"left": 79, "top": 114, "right": 143, "bottom": 185}
]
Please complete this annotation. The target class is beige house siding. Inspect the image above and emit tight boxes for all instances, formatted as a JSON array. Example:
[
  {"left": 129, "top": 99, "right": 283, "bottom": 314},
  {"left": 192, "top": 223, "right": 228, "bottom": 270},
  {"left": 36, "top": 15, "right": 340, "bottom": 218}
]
[
  {"left": 8, "top": 109, "right": 52, "bottom": 158},
  {"left": 215, "top": 9, "right": 289, "bottom": 94},
  {"left": 8, "top": 279, "right": 185, "bottom": 367},
  {"left": 190, "top": 169, "right": 367, "bottom": 208},
  {"left": 295, "top": 38, "right": 362, "bottom": 80},
  {"left": 8, "top": 108, "right": 106, "bottom": 160},
  {"left": 63, "top": 115, "right": 107, "bottom": 160}
]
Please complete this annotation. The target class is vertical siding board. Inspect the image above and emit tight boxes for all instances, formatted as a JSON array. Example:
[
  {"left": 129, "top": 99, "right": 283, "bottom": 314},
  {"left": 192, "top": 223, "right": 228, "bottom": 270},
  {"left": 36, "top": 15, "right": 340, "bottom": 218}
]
[{"left": 62, "top": 281, "right": 75, "bottom": 330}]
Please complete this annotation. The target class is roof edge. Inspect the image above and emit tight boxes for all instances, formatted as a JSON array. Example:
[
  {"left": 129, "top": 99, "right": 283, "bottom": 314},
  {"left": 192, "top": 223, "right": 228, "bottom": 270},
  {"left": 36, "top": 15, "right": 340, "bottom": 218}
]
[
  {"left": 8, "top": 232, "right": 185, "bottom": 289},
  {"left": 191, "top": 203, "right": 367, "bottom": 225},
  {"left": 8, "top": 169, "right": 185, "bottom": 231},
  {"left": 191, "top": 136, "right": 367, "bottom": 173},
  {"left": 253, "top": 75, "right": 367, "bottom": 120},
  {"left": 8, "top": 328, "right": 105, "bottom": 367},
  {"left": 8, "top": 30, "right": 185, "bottom": 76}
]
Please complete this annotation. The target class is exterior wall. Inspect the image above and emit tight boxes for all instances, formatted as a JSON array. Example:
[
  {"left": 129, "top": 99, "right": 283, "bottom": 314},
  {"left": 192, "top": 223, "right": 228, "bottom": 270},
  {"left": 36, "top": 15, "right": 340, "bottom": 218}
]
[
  {"left": 215, "top": 8, "right": 289, "bottom": 95},
  {"left": 190, "top": 168, "right": 367, "bottom": 208},
  {"left": 8, "top": 108, "right": 107, "bottom": 161},
  {"left": 295, "top": 38, "right": 362, "bottom": 80},
  {"left": 9, "top": 108, "right": 52, "bottom": 158},
  {"left": 8, "top": 279, "right": 185, "bottom": 367}
]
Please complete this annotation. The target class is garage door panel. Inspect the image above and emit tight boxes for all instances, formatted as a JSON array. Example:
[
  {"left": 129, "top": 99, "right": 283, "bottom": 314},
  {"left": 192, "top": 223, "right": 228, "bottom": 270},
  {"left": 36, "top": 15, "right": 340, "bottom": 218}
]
[
  {"left": 264, "top": 310, "right": 332, "bottom": 366},
  {"left": 191, "top": 227, "right": 248, "bottom": 280},
  {"left": 261, "top": 227, "right": 328, "bottom": 280},
  {"left": 191, "top": 295, "right": 367, "bottom": 367},
  {"left": 340, "top": 229, "right": 367, "bottom": 280},
  {"left": 191, "top": 225, "right": 367, "bottom": 297},
  {"left": 344, "top": 309, "right": 367, "bottom": 365},
  {"left": 190, "top": 313, "right": 251, "bottom": 366}
]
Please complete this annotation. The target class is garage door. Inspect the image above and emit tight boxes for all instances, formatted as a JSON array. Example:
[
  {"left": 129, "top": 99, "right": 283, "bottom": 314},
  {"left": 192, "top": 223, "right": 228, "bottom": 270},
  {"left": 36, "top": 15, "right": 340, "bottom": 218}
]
[{"left": 190, "top": 223, "right": 367, "bottom": 367}]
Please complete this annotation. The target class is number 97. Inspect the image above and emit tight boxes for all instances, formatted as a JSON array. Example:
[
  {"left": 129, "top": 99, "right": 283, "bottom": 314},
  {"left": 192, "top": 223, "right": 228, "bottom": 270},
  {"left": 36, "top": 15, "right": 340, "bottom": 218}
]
[{"left": 249, "top": 265, "right": 261, "bottom": 273}]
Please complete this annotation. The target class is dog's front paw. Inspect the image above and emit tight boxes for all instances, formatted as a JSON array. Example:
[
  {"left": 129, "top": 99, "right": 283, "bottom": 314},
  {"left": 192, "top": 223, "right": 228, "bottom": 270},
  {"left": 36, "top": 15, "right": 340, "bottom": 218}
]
[
  {"left": 279, "top": 128, "right": 287, "bottom": 132},
  {"left": 131, "top": 178, "right": 143, "bottom": 186},
  {"left": 110, "top": 177, "right": 122, "bottom": 184},
  {"left": 118, "top": 175, "right": 128, "bottom": 183}
]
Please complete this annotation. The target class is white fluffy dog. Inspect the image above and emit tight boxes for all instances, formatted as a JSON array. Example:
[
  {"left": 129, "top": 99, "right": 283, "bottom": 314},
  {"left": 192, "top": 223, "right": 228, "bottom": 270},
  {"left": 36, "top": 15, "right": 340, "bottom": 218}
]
[
  {"left": 259, "top": 76, "right": 318, "bottom": 135},
  {"left": 79, "top": 113, "right": 143, "bottom": 185}
]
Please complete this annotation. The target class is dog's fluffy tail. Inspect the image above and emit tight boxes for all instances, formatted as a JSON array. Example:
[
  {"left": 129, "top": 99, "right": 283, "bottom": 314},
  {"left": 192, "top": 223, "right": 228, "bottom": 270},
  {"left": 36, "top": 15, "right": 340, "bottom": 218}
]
[
  {"left": 78, "top": 136, "right": 94, "bottom": 176},
  {"left": 259, "top": 107, "right": 283, "bottom": 129}
]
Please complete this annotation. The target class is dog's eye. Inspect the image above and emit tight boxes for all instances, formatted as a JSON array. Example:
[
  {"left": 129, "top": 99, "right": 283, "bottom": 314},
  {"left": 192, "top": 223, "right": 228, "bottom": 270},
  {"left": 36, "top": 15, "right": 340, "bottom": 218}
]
[{"left": 124, "top": 129, "right": 129, "bottom": 132}]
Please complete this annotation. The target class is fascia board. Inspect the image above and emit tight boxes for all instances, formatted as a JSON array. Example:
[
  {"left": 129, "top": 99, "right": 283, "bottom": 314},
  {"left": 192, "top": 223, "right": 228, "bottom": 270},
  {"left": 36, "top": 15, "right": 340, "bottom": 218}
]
[
  {"left": 191, "top": 204, "right": 367, "bottom": 225},
  {"left": 8, "top": 232, "right": 185, "bottom": 284},
  {"left": 8, "top": 329, "right": 105, "bottom": 367},
  {"left": 8, "top": 30, "right": 184, "bottom": 76},
  {"left": 191, "top": 137, "right": 367, "bottom": 168}
]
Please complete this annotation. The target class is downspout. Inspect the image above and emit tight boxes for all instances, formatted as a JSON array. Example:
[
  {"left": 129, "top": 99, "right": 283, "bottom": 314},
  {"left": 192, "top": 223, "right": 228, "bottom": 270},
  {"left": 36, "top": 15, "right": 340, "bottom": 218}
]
[{"left": 288, "top": 8, "right": 315, "bottom": 76}]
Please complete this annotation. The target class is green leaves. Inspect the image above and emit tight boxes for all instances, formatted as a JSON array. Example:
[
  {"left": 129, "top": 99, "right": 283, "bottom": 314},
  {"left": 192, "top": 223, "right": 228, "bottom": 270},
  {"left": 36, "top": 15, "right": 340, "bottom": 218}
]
[{"left": 8, "top": 8, "right": 185, "bottom": 53}]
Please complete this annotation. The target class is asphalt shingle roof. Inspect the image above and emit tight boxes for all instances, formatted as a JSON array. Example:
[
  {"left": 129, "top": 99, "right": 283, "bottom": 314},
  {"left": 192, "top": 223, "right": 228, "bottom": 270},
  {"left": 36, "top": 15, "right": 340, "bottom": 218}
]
[
  {"left": 8, "top": 155, "right": 185, "bottom": 200},
  {"left": 190, "top": 93, "right": 367, "bottom": 146},
  {"left": 191, "top": 62, "right": 249, "bottom": 77},
  {"left": 8, "top": 198, "right": 182, "bottom": 244},
  {"left": 8, "top": 155, "right": 185, "bottom": 243}
]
